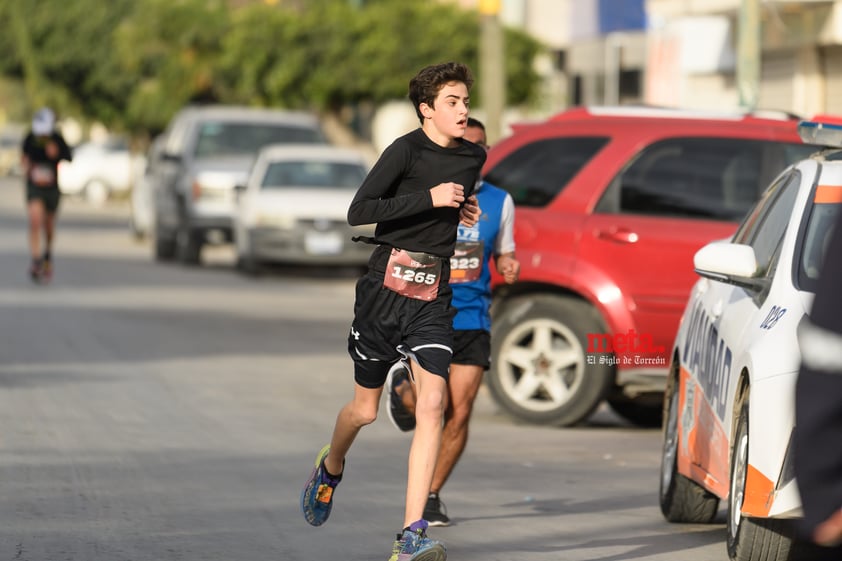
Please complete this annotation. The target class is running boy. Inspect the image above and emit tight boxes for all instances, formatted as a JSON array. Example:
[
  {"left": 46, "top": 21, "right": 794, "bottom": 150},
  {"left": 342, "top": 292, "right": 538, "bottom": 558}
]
[
  {"left": 386, "top": 117, "right": 520, "bottom": 527},
  {"left": 301, "top": 62, "right": 485, "bottom": 561},
  {"left": 21, "top": 107, "right": 72, "bottom": 282}
]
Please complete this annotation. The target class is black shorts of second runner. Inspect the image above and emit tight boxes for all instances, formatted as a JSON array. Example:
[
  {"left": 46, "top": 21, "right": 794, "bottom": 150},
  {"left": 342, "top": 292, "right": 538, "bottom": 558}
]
[
  {"left": 452, "top": 329, "right": 491, "bottom": 369},
  {"left": 348, "top": 244, "right": 455, "bottom": 389},
  {"left": 26, "top": 184, "right": 61, "bottom": 213}
]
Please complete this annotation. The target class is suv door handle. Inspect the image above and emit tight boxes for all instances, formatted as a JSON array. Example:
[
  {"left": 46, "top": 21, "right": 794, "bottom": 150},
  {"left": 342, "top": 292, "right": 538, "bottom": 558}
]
[{"left": 596, "top": 228, "right": 639, "bottom": 244}]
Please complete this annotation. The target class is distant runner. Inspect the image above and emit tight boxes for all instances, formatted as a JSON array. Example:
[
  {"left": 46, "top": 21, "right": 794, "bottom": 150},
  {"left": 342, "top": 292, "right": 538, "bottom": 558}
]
[{"left": 21, "top": 107, "right": 72, "bottom": 282}]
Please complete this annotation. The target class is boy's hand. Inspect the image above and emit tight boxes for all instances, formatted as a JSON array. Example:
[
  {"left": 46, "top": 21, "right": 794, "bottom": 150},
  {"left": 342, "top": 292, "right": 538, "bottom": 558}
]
[
  {"left": 815, "top": 507, "right": 842, "bottom": 547},
  {"left": 496, "top": 253, "right": 520, "bottom": 284},
  {"left": 45, "top": 141, "right": 60, "bottom": 160},
  {"left": 430, "top": 182, "right": 465, "bottom": 208},
  {"left": 459, "top": 195, "right": 480, "bottom": 226}
]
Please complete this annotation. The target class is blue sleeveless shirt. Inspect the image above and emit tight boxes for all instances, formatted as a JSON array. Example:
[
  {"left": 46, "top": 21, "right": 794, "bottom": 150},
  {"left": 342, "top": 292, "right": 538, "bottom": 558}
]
[{"left": 450, "top": 182, "right": 510, "bottom": 332}]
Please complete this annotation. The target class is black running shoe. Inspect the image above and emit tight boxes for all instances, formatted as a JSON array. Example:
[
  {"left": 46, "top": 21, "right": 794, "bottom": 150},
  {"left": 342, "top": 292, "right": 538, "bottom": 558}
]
[
  {"left": 424, "top": 493, "right": 451, "bottom": 527},
  {"left": 29, "top": 258, "right": 42, "bottom": 283},
  {"left": 386, "top": 362, "right": 416, "bottom": 432},
  {"left": 40, "top": 258, "right": 53, "bottom": 282}
]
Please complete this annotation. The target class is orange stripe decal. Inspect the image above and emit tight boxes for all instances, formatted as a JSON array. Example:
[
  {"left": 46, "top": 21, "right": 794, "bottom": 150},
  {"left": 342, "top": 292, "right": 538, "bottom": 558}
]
[
  {"left": 742, "top": 464, "right": 775, "bottom": 517},
  {"left": 676, "top": 366, "right": 730, "bottom": 499},
  {"left": 814, "top": 185, "right": 842, "bottom": 204}
]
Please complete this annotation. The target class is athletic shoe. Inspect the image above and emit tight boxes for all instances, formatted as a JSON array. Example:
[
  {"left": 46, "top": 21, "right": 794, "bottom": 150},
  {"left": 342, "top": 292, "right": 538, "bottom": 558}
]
[
  {"left": 386, "top": 362, "right": 416, "bottom": 432},
  {"left": 388, "top": 519, "right": 446, "bottom": 561},
  {"left": 40, "top": 258, "right": 52, "bottom": 282},
  {"left": 29, "top": 259, "right": 42, "bottom": 283},
  {"left": 423, "top": 493, "right": 451, "bottom": 527},
  {"left": 300, "top": 444, "right": 342, "bottom": 526}
]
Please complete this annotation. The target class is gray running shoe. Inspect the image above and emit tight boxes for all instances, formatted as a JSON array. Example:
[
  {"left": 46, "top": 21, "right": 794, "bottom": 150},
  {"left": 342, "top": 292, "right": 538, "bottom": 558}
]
[
  {"left": 386, "top": 362, "right": 416, "bottom": 432},
  {"left": 388, "top": 519, "right": 446, "bottom": 561}
]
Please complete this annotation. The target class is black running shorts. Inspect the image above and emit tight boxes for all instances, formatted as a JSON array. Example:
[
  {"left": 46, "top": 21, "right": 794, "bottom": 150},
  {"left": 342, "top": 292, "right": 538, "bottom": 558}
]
[
  {"left": 26, "top": 184, "right": 61, "bottom": 213},
  {"left": 452, "top": 329, "right": 491, "bottom": 369},
  {"left": 348, "top": 245, "right": 455, "bottom": 388}
]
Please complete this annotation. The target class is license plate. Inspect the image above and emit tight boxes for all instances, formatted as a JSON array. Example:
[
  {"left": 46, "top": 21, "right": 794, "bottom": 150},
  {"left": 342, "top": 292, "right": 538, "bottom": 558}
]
[{"left": 305, "top": 231, "right": 342, "bottom": 255}]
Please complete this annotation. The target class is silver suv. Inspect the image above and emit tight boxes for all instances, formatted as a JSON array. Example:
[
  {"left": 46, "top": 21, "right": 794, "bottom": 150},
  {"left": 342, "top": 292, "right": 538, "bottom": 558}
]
[{"left": 152, "top": 105, "right": 326, "bottom": 264}]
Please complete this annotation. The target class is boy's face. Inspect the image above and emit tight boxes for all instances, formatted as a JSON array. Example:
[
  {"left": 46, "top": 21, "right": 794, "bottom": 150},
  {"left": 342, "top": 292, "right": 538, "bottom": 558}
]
[{"left": 420, "top": 81, "right": 470, "bottom": 144}]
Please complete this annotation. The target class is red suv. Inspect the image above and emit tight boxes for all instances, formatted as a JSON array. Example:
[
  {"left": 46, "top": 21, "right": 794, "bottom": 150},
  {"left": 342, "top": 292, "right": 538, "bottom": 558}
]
[{"left": 483, "top": 106, "right": 816, "bottom": 427}]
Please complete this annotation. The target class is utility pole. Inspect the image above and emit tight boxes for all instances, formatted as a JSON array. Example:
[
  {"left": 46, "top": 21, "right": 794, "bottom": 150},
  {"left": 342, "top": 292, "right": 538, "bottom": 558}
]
[
  {"left": 479, "top": 0, "right": 505, "bottom": 144},
  {"left": 737, "top": 0, "right": 761, "bottom": 110}
]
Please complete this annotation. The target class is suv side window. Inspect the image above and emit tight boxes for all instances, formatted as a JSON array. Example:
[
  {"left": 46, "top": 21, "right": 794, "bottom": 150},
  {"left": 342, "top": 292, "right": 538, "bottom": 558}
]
[
  {"left": 484, "top": 137, "right": 609, "bottom": 207},
  {"left": 597, "top": 138, "right": 811, "bottom": 221}
]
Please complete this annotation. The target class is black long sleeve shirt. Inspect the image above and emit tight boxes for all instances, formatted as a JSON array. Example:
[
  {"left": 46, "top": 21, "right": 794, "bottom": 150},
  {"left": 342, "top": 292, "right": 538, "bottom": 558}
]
[
  {"left": 348, "top": 128, "right": 486, "bottom": 258},
  {"left": 22, "top": 131, "right": 72, "bottom": 190}
]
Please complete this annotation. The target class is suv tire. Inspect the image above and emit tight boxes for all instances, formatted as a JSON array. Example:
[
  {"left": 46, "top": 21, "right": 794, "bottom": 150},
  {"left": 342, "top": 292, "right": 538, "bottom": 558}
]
[
  {"left": 154, "top": 227, "right": 176, "bottom": 261},
  {"left": 175, "top": 210, "right": 202, "bottom": 265},
  {"left": 607, "top": 396, "right": 664, "bottom": 427},
  {"left": 488, "top": 295, "right": 614, "bottom": 426}
]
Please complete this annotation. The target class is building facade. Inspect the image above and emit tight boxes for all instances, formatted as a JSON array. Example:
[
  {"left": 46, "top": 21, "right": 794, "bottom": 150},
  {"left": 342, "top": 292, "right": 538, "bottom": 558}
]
[{"left": 455, "top": 0, "right": 842, "bottom": 118}]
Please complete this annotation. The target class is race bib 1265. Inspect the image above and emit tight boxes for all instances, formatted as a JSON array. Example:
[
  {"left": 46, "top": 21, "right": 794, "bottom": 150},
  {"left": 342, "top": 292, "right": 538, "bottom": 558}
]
[{"left": 383, "top": 248, "right": 442, "bottom": 301}]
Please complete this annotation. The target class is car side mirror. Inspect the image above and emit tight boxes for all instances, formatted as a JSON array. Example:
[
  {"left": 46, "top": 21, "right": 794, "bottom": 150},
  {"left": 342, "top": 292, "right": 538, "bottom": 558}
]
[{"left": 693, "top": 242, "right": 767, "bottom": 291}]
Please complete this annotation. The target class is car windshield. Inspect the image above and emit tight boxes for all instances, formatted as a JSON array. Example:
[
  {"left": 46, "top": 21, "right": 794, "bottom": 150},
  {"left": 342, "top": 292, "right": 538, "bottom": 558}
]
[
  {"left": 799, "top": 190, "right": 841, "bottom": 290},
  {"left": 261, "top": 160, "right": 366, "bottom": 189},
  {"left": 193, "top": 122, "right": 322, "bottom": 158}
]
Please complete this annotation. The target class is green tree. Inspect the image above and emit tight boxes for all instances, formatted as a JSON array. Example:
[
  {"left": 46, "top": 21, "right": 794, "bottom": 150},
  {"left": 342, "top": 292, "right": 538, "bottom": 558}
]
[
  {"left": 115, "top": 0, "right": 230, "bottom": 132},
  {"left": 0, "top": 0, "right": 135, "bottom": 126},
  {"left": 220, "top": 0, "right": 542, "bottom": 113},
  {"left": 0, "top": 0, "right": 544, "bottom": 138}
]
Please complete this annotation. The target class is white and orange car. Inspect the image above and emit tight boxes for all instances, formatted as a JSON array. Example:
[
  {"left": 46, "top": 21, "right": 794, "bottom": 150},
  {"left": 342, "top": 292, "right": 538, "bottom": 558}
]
[{"left": 659, "top": 120, "right": 842, "bottom": 561}]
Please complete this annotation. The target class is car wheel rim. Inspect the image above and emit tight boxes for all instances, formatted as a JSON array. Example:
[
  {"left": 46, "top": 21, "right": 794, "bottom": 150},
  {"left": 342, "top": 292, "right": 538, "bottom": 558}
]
[
  {"left": 729, "top": 421, "right": 748, "bottom": 539},
  {"left": 497, "top": 318, "right": 584, "bottom": 413},
  {"left": 661, "top": 383, "right": 679, "bottom": 493}
]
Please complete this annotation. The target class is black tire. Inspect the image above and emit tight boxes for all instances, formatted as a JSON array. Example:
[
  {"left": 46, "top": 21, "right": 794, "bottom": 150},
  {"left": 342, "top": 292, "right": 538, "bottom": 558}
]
[
  {"left": 659, "top": 367, "right": 719, "bottom": 523},
  {"left": 175, "top": 216, "right": 202, "bottom": 265},
  {"left": 607, "top": 397, "right": 663, "bottom": 428},
  {"left": 236, "top": 253, "right": 261, "bottom": 276},
  {"left": 487, "top": 295, "right": 614, "bottom": 426},
  {"left": 154, "top": 226, "right": 176, "bottom": 261},
  {"left": 727, "top": 401, "right": 795, "bottom": 561}
]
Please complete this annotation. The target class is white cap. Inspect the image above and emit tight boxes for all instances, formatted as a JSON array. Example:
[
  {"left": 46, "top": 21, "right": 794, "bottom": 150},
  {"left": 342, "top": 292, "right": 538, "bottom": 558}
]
[{"left": 32, "top": 107, "right": 56, "bottom": 136}]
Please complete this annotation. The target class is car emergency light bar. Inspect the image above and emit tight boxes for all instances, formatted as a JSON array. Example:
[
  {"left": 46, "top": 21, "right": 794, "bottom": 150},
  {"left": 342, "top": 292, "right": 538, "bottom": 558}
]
[{"left": 798, "top": 120, "right": 842, "bottom": 147}]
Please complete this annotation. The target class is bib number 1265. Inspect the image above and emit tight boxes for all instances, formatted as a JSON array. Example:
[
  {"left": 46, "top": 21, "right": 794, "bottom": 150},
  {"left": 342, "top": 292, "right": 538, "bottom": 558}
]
[{"left": 382, "top": 248, "right": 442, "bottom": 301}]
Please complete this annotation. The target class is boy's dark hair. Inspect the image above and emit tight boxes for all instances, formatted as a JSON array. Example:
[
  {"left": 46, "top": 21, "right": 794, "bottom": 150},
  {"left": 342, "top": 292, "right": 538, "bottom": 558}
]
[{"left": 409, "top": 62, "right": 473, "bottom": 124}]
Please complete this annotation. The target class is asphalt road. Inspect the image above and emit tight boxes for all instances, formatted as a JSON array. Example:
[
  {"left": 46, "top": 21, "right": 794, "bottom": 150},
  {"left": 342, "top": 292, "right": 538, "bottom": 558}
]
[{"left": 0, "top": 177, "right": 727, "bottom": 561}]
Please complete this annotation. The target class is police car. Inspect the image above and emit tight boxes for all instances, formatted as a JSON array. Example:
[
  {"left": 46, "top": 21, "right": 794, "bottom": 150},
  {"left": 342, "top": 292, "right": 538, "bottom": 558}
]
[{"left": 658, "top": 120, "right": 842, "bottom": 561}]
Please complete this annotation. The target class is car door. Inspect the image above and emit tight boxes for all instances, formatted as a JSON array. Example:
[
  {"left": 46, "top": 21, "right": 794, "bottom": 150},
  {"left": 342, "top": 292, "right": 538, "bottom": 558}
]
[
  {"left": 578, "top": 137, "right": 795, "bottom": 357},
  {"left": 683, "top": 169, "right": 802, "bottom": 490},
  {"left": 153, "top": 115, "right": 193, "bottom": 233}
]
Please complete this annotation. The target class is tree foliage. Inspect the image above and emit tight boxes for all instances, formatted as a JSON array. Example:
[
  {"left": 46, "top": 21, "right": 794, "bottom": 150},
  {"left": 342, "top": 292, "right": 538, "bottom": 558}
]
[{"left": 0, "top": 0, "right": 544, "bottom": 138}]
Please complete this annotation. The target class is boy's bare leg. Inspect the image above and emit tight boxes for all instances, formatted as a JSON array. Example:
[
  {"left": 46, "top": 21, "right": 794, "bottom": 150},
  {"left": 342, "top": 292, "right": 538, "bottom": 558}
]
[
  {"left": 27, "top": 200, "right": 44, "bottom": 259},
  {"left": 44, "top": 211, "right": 56, "bottom": 255},
  {"left": 324, "top": 383, "right": 382, "bottom": 476},
  {"left": 404, "top": 360, "right": 446, "bottom": 526},
  {"left": 430, "top": 363, "right": 483, "bottom": 492}
]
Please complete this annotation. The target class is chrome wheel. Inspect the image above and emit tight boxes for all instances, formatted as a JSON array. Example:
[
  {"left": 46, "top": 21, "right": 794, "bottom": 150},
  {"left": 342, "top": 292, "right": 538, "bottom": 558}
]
[{"left": 496, "top": 317, "right": 585, "bottom": 414}]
